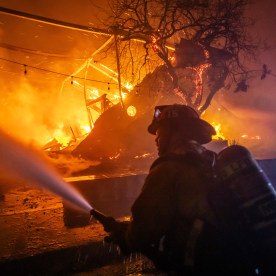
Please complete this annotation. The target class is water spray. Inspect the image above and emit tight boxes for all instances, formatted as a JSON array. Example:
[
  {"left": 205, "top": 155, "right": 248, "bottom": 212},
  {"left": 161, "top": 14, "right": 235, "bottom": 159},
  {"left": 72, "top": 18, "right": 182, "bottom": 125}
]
[
  {"left": 0, "top": 130, "right": 92, "bottom": 213},
  {"left": 0, "top": 130, "right": 118, "bottom": 233}
]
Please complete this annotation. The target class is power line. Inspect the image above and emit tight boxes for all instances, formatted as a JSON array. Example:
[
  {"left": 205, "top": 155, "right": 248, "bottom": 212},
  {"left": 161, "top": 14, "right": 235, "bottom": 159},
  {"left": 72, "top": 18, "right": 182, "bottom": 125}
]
[
  {"left": 0, "top": 6, "right": 111, "bottom": 37},
  {"left": 0, "top": 42, "right": 86, "bottom": 60},
  {"left": 0, "top": 7, "right": 175, "bottom": 50}
]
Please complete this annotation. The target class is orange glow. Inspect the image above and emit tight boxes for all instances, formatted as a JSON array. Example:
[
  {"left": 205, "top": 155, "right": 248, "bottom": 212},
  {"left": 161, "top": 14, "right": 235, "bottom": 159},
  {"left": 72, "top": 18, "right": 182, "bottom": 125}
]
[
  {"left": 80, "top": 123, "right": 93, "bottom": 135},
  {"left": 109, "top": 153, "right": 120, "bottom": 160},
  {"left": 127, "top": 105, "right": 137, "bottom": 117},
  {"left": 151, "top": 35, "right": 161, "bottom": 52},
  {"left": 211, "top": 122, "right": 226, "bottom": 140},
  {"left": 203, "top": 49, "right": 210, "bottom": 59},
  {"left": 52, "top": 124, "right": 71, "bottom": 148},
  {"left": 169, "top": 56, "right": 176, "bottom": 62},
  {"left": 241, "top": 134, "right": 261, "bottom": 140},
  {"left": 169, "top": 54, "right": 177, "bottom": 67},
  {"left": 99, "top": 63, "right": 133, "bottom": 91},
  {"left": 194, "top": 63, "right": 210, "bottom": 101},
  {"left": 125, "top": 82, "right": 133, "bottom": 91},
  {"left": 134, "top": 153, "right": 151, "bottom": 159},
  {"left": 99, "top": 63, "right": 118, "bottom": 76}
]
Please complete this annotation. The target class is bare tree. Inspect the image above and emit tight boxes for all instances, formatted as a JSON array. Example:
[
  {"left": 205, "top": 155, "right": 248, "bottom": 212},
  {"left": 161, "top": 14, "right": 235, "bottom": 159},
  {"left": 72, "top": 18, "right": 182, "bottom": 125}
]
[{"left": 104, "top": 0, "right": 260, "bottom": 113}]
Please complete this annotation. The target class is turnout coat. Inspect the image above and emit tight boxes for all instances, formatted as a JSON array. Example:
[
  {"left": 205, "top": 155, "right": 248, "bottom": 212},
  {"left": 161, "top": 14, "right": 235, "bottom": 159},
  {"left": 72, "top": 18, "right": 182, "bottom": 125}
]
[{"left": 124, "top": 142, "right": 253, "bottom": 275}]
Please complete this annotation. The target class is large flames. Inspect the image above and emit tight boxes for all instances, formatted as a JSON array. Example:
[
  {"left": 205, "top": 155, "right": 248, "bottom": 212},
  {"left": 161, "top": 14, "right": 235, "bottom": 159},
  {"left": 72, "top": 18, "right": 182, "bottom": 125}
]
[
  {"left": 0, "top": 43, "right": 262, "bottom": 156},
  {"left": 211, "top": 122, "right": 226, "bottom": 140},
  {"left": 42, "top": 62, "right": 135, "bottom": 151}
]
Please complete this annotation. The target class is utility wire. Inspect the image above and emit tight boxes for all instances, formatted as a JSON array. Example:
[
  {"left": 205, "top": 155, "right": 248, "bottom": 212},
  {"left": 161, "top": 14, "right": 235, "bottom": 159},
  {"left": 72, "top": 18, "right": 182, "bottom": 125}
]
[
  {"left": 0, "top": 42, "right": 86, "bottom": 60},
  {"left": 0, "top": 7, "right": 175, "bottom": 50},
  {"left": 0, "top": 7, "right": 111, "bottom": 36}
]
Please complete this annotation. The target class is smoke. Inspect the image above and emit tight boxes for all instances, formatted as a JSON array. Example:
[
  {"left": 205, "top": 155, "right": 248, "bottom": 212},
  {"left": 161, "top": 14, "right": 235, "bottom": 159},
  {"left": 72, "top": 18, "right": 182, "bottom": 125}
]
[
  {"left": 45, "top": 153, "right": 100, "bottom": 177},
  {"left": 203, "top": 97, "right": 276, "bottom": 159},
  {"left": 0, "top": 3, "right": 110, "bottom": 147},
  {"left": 0, "top": 74, "right": 89, "bottom": 146}
]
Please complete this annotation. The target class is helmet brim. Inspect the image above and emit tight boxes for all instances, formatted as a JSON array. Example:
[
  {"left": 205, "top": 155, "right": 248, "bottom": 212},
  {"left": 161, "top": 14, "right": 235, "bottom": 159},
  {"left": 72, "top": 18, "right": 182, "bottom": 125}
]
[{"left": 148, "top": 117, "right": 216, "bottom": 144}]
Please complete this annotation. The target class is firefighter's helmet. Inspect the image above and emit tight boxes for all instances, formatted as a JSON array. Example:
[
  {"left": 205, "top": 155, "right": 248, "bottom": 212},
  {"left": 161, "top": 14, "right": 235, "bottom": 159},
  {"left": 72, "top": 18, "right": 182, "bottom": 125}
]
[{"left": 148, "top": 104, "right": 216, "bottom": 144}]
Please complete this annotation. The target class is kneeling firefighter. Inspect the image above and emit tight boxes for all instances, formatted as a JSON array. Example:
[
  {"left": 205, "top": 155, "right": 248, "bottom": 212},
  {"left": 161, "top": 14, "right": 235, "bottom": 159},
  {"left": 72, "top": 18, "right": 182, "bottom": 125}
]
[{"left": 91, "top": 104, "right": 276, "bottom": 275}]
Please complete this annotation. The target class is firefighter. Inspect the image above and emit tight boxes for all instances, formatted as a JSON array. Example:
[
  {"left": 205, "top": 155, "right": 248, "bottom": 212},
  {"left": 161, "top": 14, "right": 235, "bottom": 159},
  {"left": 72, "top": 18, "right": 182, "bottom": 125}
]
[{"left": 99, "top": 105, "right": 256, "bottom": 275}]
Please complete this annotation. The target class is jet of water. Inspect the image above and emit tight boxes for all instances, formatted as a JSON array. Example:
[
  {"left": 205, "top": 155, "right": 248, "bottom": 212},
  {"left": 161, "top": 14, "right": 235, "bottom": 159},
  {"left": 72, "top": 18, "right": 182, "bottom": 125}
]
[{"left": 0, "top": 130, "right": 92, "bottom": 213}]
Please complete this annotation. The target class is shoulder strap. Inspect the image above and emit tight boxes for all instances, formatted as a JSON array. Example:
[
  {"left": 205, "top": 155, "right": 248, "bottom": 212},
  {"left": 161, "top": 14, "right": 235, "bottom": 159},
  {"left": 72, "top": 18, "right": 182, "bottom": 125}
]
[{"left": 150, "top": 150, "right": 217, "bottom": 174}]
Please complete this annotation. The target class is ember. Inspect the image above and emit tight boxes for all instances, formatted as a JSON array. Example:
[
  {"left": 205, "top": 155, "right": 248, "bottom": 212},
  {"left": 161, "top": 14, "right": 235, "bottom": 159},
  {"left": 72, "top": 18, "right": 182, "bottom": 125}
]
[{"left": 241, "top": 134, "right": 261, "bottom": 140}]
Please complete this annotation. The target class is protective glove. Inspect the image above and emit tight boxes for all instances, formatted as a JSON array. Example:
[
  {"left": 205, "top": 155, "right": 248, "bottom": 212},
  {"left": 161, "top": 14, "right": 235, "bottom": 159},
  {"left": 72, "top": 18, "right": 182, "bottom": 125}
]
[
  {"left": 90, "top": 209, "right": 131, "bottom": 255},
  {"left": 104, "top": 220, "right": 131, "bottom": 255}
]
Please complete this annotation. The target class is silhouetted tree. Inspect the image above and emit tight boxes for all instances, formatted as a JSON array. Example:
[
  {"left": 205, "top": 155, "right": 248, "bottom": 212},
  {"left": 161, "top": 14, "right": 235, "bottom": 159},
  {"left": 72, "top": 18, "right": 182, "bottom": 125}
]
[{"left": 105, "top": 0, "right": 260, "bottom": 113}]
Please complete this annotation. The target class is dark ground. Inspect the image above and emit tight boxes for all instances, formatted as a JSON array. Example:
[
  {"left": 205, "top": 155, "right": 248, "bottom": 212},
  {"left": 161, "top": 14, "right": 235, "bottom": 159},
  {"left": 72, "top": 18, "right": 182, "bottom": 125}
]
[{"left": 0, "top": 176, "right": 163, "bottom": 275}]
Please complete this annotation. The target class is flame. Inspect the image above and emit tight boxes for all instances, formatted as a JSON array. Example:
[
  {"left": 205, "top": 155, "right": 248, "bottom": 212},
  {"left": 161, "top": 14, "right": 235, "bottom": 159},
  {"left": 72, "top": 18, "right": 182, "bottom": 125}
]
[
  {"left": 211, "top": 122, "right": 226, "bottom": 140},
  {"left": 43, "top": 63, "right": 135, "bottom": 150},
  {"left": 203, "top": 49, "right": 210, "bottom": 59},
  {"left": 151, "top": 35, "right": 161, "bottom": 52},
  {"left": 134, "top": 153, "right": 151, "bottom": 159},
  {"left": 169, "top": 56, "right": 176, "bottom": 62},
  {"left": 109, "top": 153, "right": 120, "bottom": 160},
  {"left": 169, "top": 54, "right": 177, "bottom": 67},
  {"left": 80, "top": 123, "right": 93, "bottom": 135},
  {"left": 125, "top": 82, "right": 133, "bottom": 91},
  {"left": 52, "top": 124, "right": 71, "bottom": 148}
]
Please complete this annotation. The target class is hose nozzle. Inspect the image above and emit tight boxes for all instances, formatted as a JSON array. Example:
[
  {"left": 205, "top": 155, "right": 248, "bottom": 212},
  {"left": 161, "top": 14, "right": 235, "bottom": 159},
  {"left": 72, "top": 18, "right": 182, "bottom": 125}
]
[{"left": 90, "top": 209, "right": 116, "bottom": 232}]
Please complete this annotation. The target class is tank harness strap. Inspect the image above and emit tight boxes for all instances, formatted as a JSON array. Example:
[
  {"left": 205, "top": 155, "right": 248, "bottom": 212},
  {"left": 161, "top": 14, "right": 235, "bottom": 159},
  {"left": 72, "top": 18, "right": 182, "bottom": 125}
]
[{"left": 150, "top": 150, "right": 217, "bottom": 177}]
